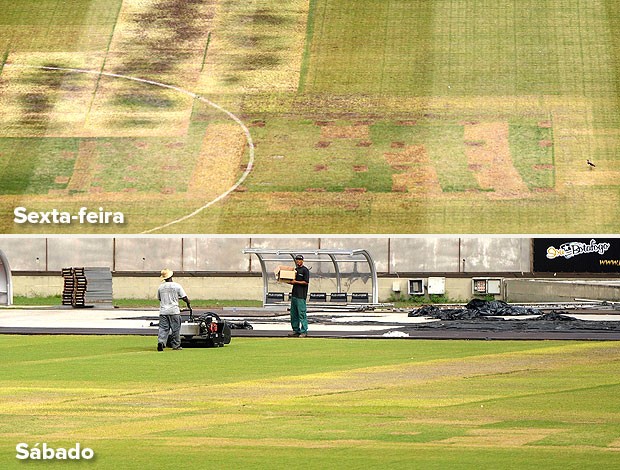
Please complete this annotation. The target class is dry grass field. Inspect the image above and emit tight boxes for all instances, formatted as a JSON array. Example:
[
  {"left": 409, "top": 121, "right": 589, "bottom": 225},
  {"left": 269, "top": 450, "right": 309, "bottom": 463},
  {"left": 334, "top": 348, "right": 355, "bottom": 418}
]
[{"left": 0, "top": 0, "right": 619, "bottom": 233}]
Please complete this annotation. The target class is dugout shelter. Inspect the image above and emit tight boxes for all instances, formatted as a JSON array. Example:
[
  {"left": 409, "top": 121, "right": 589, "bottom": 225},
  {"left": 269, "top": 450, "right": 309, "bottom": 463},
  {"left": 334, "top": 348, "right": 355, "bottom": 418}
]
[
  {"left": 243, "top": 248, "right": 378, "bottom": 307},
  {"left": 0, "top": 249, "right": 13, "bottom": 306}
]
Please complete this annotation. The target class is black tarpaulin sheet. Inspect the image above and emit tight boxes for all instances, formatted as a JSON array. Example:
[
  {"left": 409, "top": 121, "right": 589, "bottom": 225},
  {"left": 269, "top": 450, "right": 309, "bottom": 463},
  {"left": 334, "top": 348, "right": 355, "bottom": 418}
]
[{"left": 408, "top": 300, "right": 620, "bottom": 332}]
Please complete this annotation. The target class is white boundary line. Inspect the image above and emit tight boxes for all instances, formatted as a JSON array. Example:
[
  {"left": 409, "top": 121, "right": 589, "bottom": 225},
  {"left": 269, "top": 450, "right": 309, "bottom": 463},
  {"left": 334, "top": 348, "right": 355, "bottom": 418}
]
[{"left": 4, "top": 63, "right": 255, "bottom": 234}]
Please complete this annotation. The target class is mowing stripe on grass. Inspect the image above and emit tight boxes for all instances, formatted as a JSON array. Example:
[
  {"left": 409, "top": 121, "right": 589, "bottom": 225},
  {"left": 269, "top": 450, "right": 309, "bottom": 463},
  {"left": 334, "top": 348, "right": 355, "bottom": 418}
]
[
  {"left": 298, "top": 0, "right": 318, "bottom": 93},
  {"left": 200, "top": 31, "right": 212, "bottom": 74},
  {"left": 84, "top": 0, "right": 123, "bottom": 123},
  {"left": 0, "top": 45, "right": 8, "bottom": 75},
  {"left": 2, "top": 337, "right": 619, "bottom": 468}
]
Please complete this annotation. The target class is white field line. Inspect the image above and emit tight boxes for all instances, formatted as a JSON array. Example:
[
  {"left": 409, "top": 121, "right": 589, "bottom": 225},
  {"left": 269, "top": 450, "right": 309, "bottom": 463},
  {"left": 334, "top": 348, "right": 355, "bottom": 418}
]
[{"left": 4, "top": 63, "right": 255, "bottom": 234}]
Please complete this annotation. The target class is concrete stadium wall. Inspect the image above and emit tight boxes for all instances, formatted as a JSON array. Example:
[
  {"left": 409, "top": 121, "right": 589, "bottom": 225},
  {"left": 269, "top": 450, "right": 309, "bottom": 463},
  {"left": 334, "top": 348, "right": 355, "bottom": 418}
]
[
  {"left": 7, "top": 235, "right": 620, "bottom": 303},
  {"left": 14, "top": 274, "right": 620, "bottom": 304},
  {"left": 10, "top": 274, "right": 477, "bottom": 303},
  {"left": 505, "top": 279, "right": 620, "bottom": 303},
  {"left": 0, "top": 237, "right": 534, "bottom": 302},
  {"left": 0, "top": 237, "right": 531, "bottom": 274}
]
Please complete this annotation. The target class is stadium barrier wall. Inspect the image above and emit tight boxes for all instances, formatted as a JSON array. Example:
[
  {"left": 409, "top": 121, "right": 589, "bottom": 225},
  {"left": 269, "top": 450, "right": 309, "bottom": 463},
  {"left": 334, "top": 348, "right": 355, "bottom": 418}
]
[
  {"left": 0, "top": 237, "right": 530, "bottom": 274},
  {"left": 10, "top": 274, "right": 479, "bottom": 302}
]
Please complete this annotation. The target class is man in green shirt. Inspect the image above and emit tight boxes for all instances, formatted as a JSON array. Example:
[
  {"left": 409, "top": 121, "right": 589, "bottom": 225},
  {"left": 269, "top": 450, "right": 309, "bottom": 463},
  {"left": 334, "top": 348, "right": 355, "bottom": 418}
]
[{"left": 287, "top": 255, "right": 309, "bottom": 337}]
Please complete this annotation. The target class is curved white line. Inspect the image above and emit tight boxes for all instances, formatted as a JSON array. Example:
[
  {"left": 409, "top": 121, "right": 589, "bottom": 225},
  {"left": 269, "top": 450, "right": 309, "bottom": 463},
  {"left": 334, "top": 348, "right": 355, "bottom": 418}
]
[{"left": 4, "top": 63, "right": 255, "bottom": 234}]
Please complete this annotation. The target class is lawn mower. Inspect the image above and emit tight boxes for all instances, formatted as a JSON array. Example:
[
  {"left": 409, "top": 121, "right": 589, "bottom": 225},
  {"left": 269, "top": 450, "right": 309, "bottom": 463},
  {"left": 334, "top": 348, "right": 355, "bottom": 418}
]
[
  {"left": 152, "top": 308, "right": 232, "bottom": 348},
  {"left": 180, "top": 308, "right": 232, "bottom": 347}
]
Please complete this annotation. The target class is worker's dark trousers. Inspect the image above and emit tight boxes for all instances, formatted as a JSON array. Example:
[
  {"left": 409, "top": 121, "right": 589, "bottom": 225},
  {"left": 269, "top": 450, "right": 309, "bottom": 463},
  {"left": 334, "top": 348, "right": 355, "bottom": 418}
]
[
  {"left": 158, "top": 314, "right": 182, "bottom": 348},
  {"left": 290, "top": 297, "right": 308, "bottom": 334}
]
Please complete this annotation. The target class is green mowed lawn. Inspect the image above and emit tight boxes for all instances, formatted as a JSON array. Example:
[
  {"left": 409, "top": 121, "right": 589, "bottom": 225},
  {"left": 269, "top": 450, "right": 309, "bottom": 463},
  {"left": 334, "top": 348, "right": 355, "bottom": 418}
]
[
  {"left": 0, "top": 336, "right": 619, "bottom": 468},
  {"left": 302, "top": 0, "right": 619, "bottom": 101},
  {"left": 0, "top": 0, "right": 122, "bottom": 52},
  {"left": 0, "top": 0, "right": 619, "bottom": 233}
]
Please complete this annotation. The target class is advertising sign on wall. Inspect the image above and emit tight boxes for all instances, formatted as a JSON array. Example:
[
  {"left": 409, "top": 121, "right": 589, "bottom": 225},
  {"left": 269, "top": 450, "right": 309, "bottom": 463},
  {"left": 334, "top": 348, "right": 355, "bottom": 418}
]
[{"left": 533, "top": 238, "right": 620, "bottom": 273}]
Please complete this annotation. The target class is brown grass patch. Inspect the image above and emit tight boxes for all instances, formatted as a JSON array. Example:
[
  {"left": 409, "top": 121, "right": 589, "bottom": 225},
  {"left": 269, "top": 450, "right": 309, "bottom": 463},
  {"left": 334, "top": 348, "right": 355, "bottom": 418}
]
[
  {"left": 384, "top": 145, "right": 426, "bottom": 167},
  {"left": 61, "top": 151, "right": 75, "bottom": 160},
  {"left": 393, "top": 168, "right": 442, "bottom": 195},
  {"left": 438, "top": 429, "right": 558, "bottom": 447},
  {"left": 356, "top": 141, "right": 373, "bottom": 147},
  {"left": 463, "top": 122, "right": 529, "bottom": 198},
  {"left": 384, "top": 145, "right": 442, "bottom": 194},
  {"left": 315, "top": 141, "right": 331, "bottom": 148},
  {"left": 54, "top": 176, "right": 70, "bottom": 184},
  {"left": 104, "top": 0, "right": 216, "bottom": 86},
  {"left": 305, "top": 188, "right": 326, "bottom": 192},
  {"left": 67, "top": 140, "right": 98, "bottom": 192},
  {"left": 353, "top": 165, "right": 368, "bottom": 172},
  {"left": 538, "top": 120, "right": 552, "bottom": 128},
  {"left": 314, "top": 164, "right": 327, "bottom": 171},
  {"left": 321, "top": 125, "right": 369, "bottom": 140},
  {"left": 344, "top": 187, "right": 366, "bottom": 193},
  {"left": 396, "top": 120, "right": 417, "bottom": 126},
  {"left": 165, "top": 142, "right": 185, "bottom": 149},
  {"left": 187, "top": 123, "right": 246, "bottom": 196},
  {"left": 539, "top": 139, "right": 553, "bottom": 147},
  {"left": 391, "top": 141, "right": 405, "bottom": 148},
  {"left": 47, "top": 189, "right": 69, "bottom": 196}
]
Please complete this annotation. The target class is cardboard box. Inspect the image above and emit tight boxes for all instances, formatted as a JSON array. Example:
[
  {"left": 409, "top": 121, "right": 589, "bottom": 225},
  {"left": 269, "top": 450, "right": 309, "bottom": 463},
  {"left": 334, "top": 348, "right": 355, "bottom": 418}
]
[{"left": 275, "top": 265, "right": 295, "bottom": 282}]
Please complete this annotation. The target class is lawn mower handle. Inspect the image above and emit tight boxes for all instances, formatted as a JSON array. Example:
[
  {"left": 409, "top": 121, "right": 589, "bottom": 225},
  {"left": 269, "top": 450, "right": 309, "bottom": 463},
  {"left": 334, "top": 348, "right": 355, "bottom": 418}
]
[{"left": 180, "top": 306, "right": 193, "bottom": 321}]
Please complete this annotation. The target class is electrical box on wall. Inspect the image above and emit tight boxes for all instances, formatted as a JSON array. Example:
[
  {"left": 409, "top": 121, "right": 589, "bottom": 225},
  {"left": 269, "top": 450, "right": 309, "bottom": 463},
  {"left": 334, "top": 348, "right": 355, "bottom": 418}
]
[
  {"left": 472, "top": 278, "right": 502, "bottom": 295},
  {"left": 472, "top": 279, "right": 486, "bottom": 294},
  {"left": 408, "top": 278, "right": 424, "bottom": 295},
  {"left": 427, "top": 277, "right": 445, "bottom": 295},
  {"left": 487, "top": 279, "right": 502, "bottom": 295}
]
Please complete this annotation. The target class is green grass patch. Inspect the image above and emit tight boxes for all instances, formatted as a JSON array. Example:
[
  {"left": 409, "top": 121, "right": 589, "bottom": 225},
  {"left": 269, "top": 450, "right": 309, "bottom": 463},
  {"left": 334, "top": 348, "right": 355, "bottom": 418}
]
[
  {"left": 371, "top": 121, "right": 480, "bottom": 192},
  {"left": 0, "top": 138, "right": 77, "bottom": 194},
  {"left": 301, "top": 0, "right": 436, "bottom": 95},
  {"left": 510, "top": 122, "right": 555, "bottom": 190},
  {"left": 302, "top": 0, "right": 620, "bottom": 98},
  {"left": 249, "top": 118, "right": 394, "bottom": 192},
  {"left": 0, "top": 337, "right": 619, "bottom": 468},
  {"left": 0, "top": 0, "right": 122, "bottom": 52}
]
